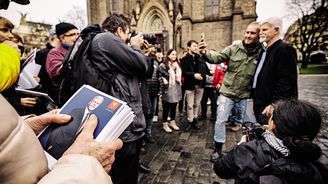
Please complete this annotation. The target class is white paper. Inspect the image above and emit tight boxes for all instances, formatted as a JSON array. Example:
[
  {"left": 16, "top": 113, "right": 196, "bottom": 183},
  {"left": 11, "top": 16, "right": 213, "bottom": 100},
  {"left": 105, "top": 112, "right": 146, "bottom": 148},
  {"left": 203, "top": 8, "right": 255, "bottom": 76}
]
[
  {"left": 18, "top": 55, "right": 41, "bottom": 89},
  {"left": 24, "top": 62, "right": 41, "bottom": 76}
]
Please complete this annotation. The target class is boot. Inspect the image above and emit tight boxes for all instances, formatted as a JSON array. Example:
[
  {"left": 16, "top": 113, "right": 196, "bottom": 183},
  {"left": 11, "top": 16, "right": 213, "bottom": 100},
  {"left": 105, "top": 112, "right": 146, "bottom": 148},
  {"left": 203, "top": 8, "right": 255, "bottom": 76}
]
[
  {"left": 139, "top": 163, "right": 151, "bottom": 173},
  {"left": 192, "top": 119, "right": 200, "bottom": 130},
  {"left": 163, "top": 122, "right": 172, "bottom": 133},
  {"left": 198, "top": 114, "right": 207, "bottom": 120},
  {"left": 169, "top": 120, "right": 180, "bottom": 130},
  {"left": 145, "top": 135, "right": 155, "bottom": 144},
  {"left": 210, "top": 142, "right": 223, "bottom": 162},
  {"left": 184, "top": 121, "right": 193, "bottom": 132}
]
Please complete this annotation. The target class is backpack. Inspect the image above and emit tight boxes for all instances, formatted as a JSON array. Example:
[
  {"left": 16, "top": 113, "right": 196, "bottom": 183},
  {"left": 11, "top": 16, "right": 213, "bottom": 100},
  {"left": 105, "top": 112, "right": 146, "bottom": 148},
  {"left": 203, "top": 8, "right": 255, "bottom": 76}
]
[{"left": 58, "top": 24, "right": 109, "bottom": 106}]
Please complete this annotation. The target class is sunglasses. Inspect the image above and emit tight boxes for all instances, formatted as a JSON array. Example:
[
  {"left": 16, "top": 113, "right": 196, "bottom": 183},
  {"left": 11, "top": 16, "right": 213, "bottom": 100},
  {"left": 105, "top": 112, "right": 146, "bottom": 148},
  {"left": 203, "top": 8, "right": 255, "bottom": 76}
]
[
  {"left": 0, "top": 27, "right": 12, "bottom": 33},
  {"left": 63, "top": 32, "right": 79, "bottom": 37}
]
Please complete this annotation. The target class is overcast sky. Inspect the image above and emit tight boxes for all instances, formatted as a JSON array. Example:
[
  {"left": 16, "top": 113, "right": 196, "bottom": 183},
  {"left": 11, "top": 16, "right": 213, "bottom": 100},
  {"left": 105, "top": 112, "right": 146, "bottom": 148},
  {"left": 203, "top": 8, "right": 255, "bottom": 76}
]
[
  {"left": 0, "top": 0, "right": 87, "bottom": 27},
  {"left": 0, "top": 0, "right": 291, "bottom": 32}
]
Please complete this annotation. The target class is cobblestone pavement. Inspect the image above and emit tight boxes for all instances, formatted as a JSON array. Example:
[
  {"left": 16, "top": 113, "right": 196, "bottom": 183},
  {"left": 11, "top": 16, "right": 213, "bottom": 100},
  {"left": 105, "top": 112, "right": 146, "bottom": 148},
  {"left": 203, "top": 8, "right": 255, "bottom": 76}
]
[
  {"left": 138, "top": 75, "right": 328, "bottom": 184},
  {"left": 298, "top": 75, "right": 328, "bottom": 166}
]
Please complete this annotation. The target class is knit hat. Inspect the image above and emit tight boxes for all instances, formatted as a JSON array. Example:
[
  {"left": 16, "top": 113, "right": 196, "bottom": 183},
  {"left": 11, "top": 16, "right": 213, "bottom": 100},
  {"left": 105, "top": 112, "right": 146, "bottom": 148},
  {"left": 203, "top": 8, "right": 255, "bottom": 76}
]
[
  {"left": 49, "top": 28, "right": 56, "bottom": 37},
  {"left": 12, "top": 0, "right": 30, "bottom": 5},
  {"left": 55, "top": 22, "right": 77, "bottom": 36}
]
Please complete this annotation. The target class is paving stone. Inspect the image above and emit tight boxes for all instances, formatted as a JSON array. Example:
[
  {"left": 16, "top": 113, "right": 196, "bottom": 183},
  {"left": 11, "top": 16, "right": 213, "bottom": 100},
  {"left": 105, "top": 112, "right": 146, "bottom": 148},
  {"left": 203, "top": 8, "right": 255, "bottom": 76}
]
[
  {"left": 168, "top": 151, "right": 181, "bottom": 161},
  {"left": 167, "top": 169, "right": 185, "bottom": 184},
  {"left": 180, "top": 132, "right": 190, "bottom": 140}
]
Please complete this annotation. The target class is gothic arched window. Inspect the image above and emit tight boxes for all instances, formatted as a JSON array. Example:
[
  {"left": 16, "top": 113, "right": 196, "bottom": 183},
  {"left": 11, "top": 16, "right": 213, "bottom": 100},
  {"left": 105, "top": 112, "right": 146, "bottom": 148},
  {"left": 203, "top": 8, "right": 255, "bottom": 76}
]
[
  {"left": 205, "top": 0, "right": 219, "bottom": 17},
  {"left": 109, "top": 0, "right": 118, "bottom": 13}
]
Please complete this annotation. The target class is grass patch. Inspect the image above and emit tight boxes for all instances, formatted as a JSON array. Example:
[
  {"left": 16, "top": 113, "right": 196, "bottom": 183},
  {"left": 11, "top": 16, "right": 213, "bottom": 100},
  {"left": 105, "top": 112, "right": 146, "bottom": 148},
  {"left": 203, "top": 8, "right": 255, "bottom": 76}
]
[{"left": 298, "top": 63, "right": 328, "bottom": 74}]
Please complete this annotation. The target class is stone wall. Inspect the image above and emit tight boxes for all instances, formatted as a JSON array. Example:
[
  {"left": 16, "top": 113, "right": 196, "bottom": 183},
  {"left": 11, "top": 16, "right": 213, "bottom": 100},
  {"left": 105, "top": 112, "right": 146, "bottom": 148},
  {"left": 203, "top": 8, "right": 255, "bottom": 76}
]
[{"left": 87, "top": 0, "right": 257, "bottom": 54}]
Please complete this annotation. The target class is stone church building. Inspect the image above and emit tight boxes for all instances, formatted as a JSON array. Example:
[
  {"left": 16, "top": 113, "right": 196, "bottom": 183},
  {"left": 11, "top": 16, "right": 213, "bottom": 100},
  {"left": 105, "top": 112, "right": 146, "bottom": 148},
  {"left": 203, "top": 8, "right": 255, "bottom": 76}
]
[{"left": 87, "top": 0, "right": 257, "bottom": 54}]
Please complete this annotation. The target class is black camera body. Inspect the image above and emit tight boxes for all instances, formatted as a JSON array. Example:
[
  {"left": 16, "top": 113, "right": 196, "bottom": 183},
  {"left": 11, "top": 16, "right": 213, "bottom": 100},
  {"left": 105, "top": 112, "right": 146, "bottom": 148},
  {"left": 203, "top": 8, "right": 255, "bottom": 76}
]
[
  {"left": 241, "top": 122, "right": 265, "bottom": 142},
  {"left": 131, "top": 32, "right": 157, "bottom": 45}
]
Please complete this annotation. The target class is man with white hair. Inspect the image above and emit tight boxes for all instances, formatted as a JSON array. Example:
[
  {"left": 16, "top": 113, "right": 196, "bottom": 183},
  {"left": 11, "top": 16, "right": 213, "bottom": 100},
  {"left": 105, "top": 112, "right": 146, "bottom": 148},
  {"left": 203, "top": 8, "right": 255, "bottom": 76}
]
[{"left": 252, "top": 17, "right": 298, "bottom": 125}]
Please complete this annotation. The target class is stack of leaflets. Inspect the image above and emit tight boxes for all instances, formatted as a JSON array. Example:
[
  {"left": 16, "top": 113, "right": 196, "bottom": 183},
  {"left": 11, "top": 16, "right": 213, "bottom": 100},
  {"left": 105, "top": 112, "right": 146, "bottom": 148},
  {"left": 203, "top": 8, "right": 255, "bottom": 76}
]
[
  {"left": 15, "top": 88, "right": 54, "bottom": 103},
  {"left": 38, "top": 85, "right": 135, "bottom": 166}
]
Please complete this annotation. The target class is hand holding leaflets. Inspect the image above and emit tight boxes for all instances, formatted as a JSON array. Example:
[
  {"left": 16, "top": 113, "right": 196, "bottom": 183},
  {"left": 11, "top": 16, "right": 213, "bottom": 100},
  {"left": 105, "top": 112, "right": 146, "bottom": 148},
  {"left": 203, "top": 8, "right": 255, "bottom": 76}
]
[
  {"left": 38, "top": 85, "right": 134, "bottom": 168},
  {"left": 26, "top": 108, "right": 123, "bottom": 172}
]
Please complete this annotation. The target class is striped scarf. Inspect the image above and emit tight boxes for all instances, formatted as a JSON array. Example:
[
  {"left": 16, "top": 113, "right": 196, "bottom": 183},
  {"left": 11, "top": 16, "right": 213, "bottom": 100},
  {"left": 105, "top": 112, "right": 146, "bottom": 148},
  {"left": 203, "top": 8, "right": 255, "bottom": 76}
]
[{"left": 262, "top": 130, "right": 290, "bottom": 157}]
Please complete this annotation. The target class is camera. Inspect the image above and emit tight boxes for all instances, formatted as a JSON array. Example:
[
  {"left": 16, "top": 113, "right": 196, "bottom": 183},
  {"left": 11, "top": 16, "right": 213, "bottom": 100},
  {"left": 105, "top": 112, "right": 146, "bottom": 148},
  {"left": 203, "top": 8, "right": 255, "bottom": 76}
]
[
  {"left": 241, "top": 122, "right": 265, "bottom": 142},
  {"left": 131, "top": 32, "right": 157, "bottom": 45}
]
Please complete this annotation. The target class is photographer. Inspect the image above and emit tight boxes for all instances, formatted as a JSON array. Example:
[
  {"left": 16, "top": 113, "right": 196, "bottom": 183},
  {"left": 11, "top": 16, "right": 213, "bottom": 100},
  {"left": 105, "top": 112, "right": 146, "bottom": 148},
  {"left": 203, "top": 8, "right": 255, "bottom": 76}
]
[
  {"left": 89, "top": 13, "right": 148, "bottom": 184},
  {"left": 213, "top": 99, "right": 328, "bottom": 184}
]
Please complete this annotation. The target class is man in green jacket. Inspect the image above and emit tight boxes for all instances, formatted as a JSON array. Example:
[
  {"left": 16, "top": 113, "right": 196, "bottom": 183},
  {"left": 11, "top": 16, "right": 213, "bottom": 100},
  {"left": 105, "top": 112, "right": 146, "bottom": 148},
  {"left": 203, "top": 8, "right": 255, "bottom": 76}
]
[{"left": 199, "top": 22, "right": 262, "bottom": 162}]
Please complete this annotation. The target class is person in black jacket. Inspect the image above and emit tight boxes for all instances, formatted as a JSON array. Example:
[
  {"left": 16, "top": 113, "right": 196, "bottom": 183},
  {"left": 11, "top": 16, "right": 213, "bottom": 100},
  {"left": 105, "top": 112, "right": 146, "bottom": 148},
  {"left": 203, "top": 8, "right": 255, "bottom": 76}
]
[
  {"left": 180, "top": 40, "right": 210, "bottom": 131},
  {"left": 252, "top": 17, "right": 298, "bottom": 125},
  {"left": 89, "top": 13, "right": 147, "bottom": 184},
  {"left": 214, "top": 99, "right": 328, "bottom": 184}
]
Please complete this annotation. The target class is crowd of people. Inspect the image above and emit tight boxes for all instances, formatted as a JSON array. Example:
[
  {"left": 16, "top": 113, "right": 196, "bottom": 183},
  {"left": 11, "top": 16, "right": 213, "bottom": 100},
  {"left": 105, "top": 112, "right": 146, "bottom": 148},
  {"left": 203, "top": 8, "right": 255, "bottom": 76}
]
[{"left": 0, "top": 1, "right": 327, "bottom": 183}]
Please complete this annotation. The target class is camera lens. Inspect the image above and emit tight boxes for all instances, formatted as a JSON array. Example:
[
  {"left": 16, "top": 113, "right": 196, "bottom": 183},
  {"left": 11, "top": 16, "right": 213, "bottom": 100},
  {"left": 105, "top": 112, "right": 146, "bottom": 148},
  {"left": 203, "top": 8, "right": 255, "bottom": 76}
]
[{"left": 144, "top": 34, "right": 157, "bottom": 44}]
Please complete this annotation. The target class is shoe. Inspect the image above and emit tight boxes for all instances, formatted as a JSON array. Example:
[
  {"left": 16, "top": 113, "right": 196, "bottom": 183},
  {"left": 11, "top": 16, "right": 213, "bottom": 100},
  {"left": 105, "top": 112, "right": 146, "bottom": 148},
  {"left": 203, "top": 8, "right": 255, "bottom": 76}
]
[
  {"left": 152, "top": 115, "right": 158, "bottom": 123},
  {"left": 210, "top": 152, "right": 221, "bottom": 162},
  {"left": 169, "top": 120, "right": 180, "bottom": 130},
  {"left": 211, "top": 142, "right": 223, "bottom": 162},
  {"left": 184, "top": 122, "right": 193, "bottom": 132},
  {"left": 198, "top": 115, "right": 206, "bottom": 120},
  {"left": 145, "top": 136, "right": 155, "bottom": 144},
  {"left": 192, "top": 119, "right": 200, "bottom": 130},
  {"left": 163, "top": 122, "right": 172, "bottom": 133},
  {"left": 230, "top": 125, "right": 241, "bottom": 132},
  {"left": 139, "top": 163, "right": 151, "bottom": 173},
  {"left": 140, "top": 147, "right": 146, "bottom": 154}
]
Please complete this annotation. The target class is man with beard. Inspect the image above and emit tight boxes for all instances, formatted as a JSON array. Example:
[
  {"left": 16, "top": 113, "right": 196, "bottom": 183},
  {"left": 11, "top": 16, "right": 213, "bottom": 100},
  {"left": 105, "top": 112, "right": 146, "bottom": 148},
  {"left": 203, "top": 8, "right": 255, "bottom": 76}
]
[{"left": 199, "top": 22, "right": 262, "bottom": 162}]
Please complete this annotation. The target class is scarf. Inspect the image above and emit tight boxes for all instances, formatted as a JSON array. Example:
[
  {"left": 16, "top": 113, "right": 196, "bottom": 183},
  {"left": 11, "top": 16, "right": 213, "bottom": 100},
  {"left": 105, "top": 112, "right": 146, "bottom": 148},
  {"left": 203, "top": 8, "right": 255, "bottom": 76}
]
[
  {"left": 168, "top": 62, "right": 181, "bottom": 87},
  {"left": 243, "top": 40, "right": 261, "bottom": 56},
  {"left": 262, "top": 130, "right": 290, "bottom": 157}
]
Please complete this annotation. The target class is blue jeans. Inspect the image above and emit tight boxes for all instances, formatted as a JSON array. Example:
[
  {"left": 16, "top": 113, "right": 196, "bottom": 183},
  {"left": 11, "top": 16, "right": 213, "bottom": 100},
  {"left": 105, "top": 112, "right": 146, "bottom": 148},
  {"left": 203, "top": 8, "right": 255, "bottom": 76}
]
[
  {"left": 214, "top": 95, "right": 247, "bottom": 143},
  {"left": 244, "top": 99, "right": 257, "bottom": 123},
  {"left": 229, "top": 98, "right": 256, "bottom": 123},
  {"left": 145, "top": 95, "right": 158, "bottom": 137}
]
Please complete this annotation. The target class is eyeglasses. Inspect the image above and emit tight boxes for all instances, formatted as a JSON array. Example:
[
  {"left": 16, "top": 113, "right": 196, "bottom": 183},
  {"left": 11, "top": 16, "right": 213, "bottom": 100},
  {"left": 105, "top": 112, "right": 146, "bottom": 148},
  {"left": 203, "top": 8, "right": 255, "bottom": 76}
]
[
  {"left": 0, "top": 27, "right": 12, "bottom": 33},
  {"left": 63, "top": 32, "right": 79, "bottom": 37}
]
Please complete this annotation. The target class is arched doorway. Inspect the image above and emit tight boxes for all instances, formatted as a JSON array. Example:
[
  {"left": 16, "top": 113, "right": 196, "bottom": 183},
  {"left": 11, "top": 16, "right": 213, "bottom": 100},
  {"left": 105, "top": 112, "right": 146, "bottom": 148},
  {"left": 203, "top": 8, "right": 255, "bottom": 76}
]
[{"left": 136, "top": 2, "right": 173, "bottom": 53}]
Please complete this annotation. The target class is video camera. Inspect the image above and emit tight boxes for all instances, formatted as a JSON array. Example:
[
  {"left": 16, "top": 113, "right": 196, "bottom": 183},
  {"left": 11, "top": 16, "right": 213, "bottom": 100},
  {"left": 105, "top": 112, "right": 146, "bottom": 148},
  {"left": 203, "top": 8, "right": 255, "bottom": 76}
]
[
  {"left": 131, "top": 32, "right": 157, "bottom": 45},
  {"left": 241, "top": 122, "right": 265, "bottom": 142}
]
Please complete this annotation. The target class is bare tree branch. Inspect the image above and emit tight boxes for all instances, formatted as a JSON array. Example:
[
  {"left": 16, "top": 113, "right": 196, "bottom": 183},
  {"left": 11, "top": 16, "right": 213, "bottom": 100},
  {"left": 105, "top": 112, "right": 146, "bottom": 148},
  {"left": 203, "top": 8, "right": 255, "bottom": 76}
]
[{"left": 284, "top": 0, "right": 328, "bottom": 68}]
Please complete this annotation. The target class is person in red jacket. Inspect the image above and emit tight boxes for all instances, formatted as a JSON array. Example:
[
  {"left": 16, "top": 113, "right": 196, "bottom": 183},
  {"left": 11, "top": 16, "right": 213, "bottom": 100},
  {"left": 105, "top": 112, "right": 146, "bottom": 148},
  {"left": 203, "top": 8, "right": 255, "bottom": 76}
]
[{"left": 200, "top": 62, "right": 226, "bottom": 121}]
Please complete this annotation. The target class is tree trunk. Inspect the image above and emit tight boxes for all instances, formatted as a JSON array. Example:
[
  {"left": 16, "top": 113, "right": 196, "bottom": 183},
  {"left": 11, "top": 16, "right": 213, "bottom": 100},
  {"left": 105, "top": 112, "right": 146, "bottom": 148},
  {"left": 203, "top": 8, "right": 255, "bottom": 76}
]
[{"left": 301, "top": 55, "right": 309, "bottom": 69}]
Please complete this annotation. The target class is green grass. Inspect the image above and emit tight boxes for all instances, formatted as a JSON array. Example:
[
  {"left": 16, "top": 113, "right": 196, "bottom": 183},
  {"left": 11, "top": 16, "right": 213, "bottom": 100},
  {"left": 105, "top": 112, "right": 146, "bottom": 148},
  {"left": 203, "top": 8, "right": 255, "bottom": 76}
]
[{"left": 298, "top": 63, "right": 328, "bottom": 74}]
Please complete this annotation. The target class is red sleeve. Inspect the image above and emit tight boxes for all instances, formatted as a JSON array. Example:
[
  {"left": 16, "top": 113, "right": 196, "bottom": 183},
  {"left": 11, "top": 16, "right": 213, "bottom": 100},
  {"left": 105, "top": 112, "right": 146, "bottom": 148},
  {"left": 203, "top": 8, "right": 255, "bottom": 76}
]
[{"left": 217, "top": 68, "right": 225, "bottom": 85}]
